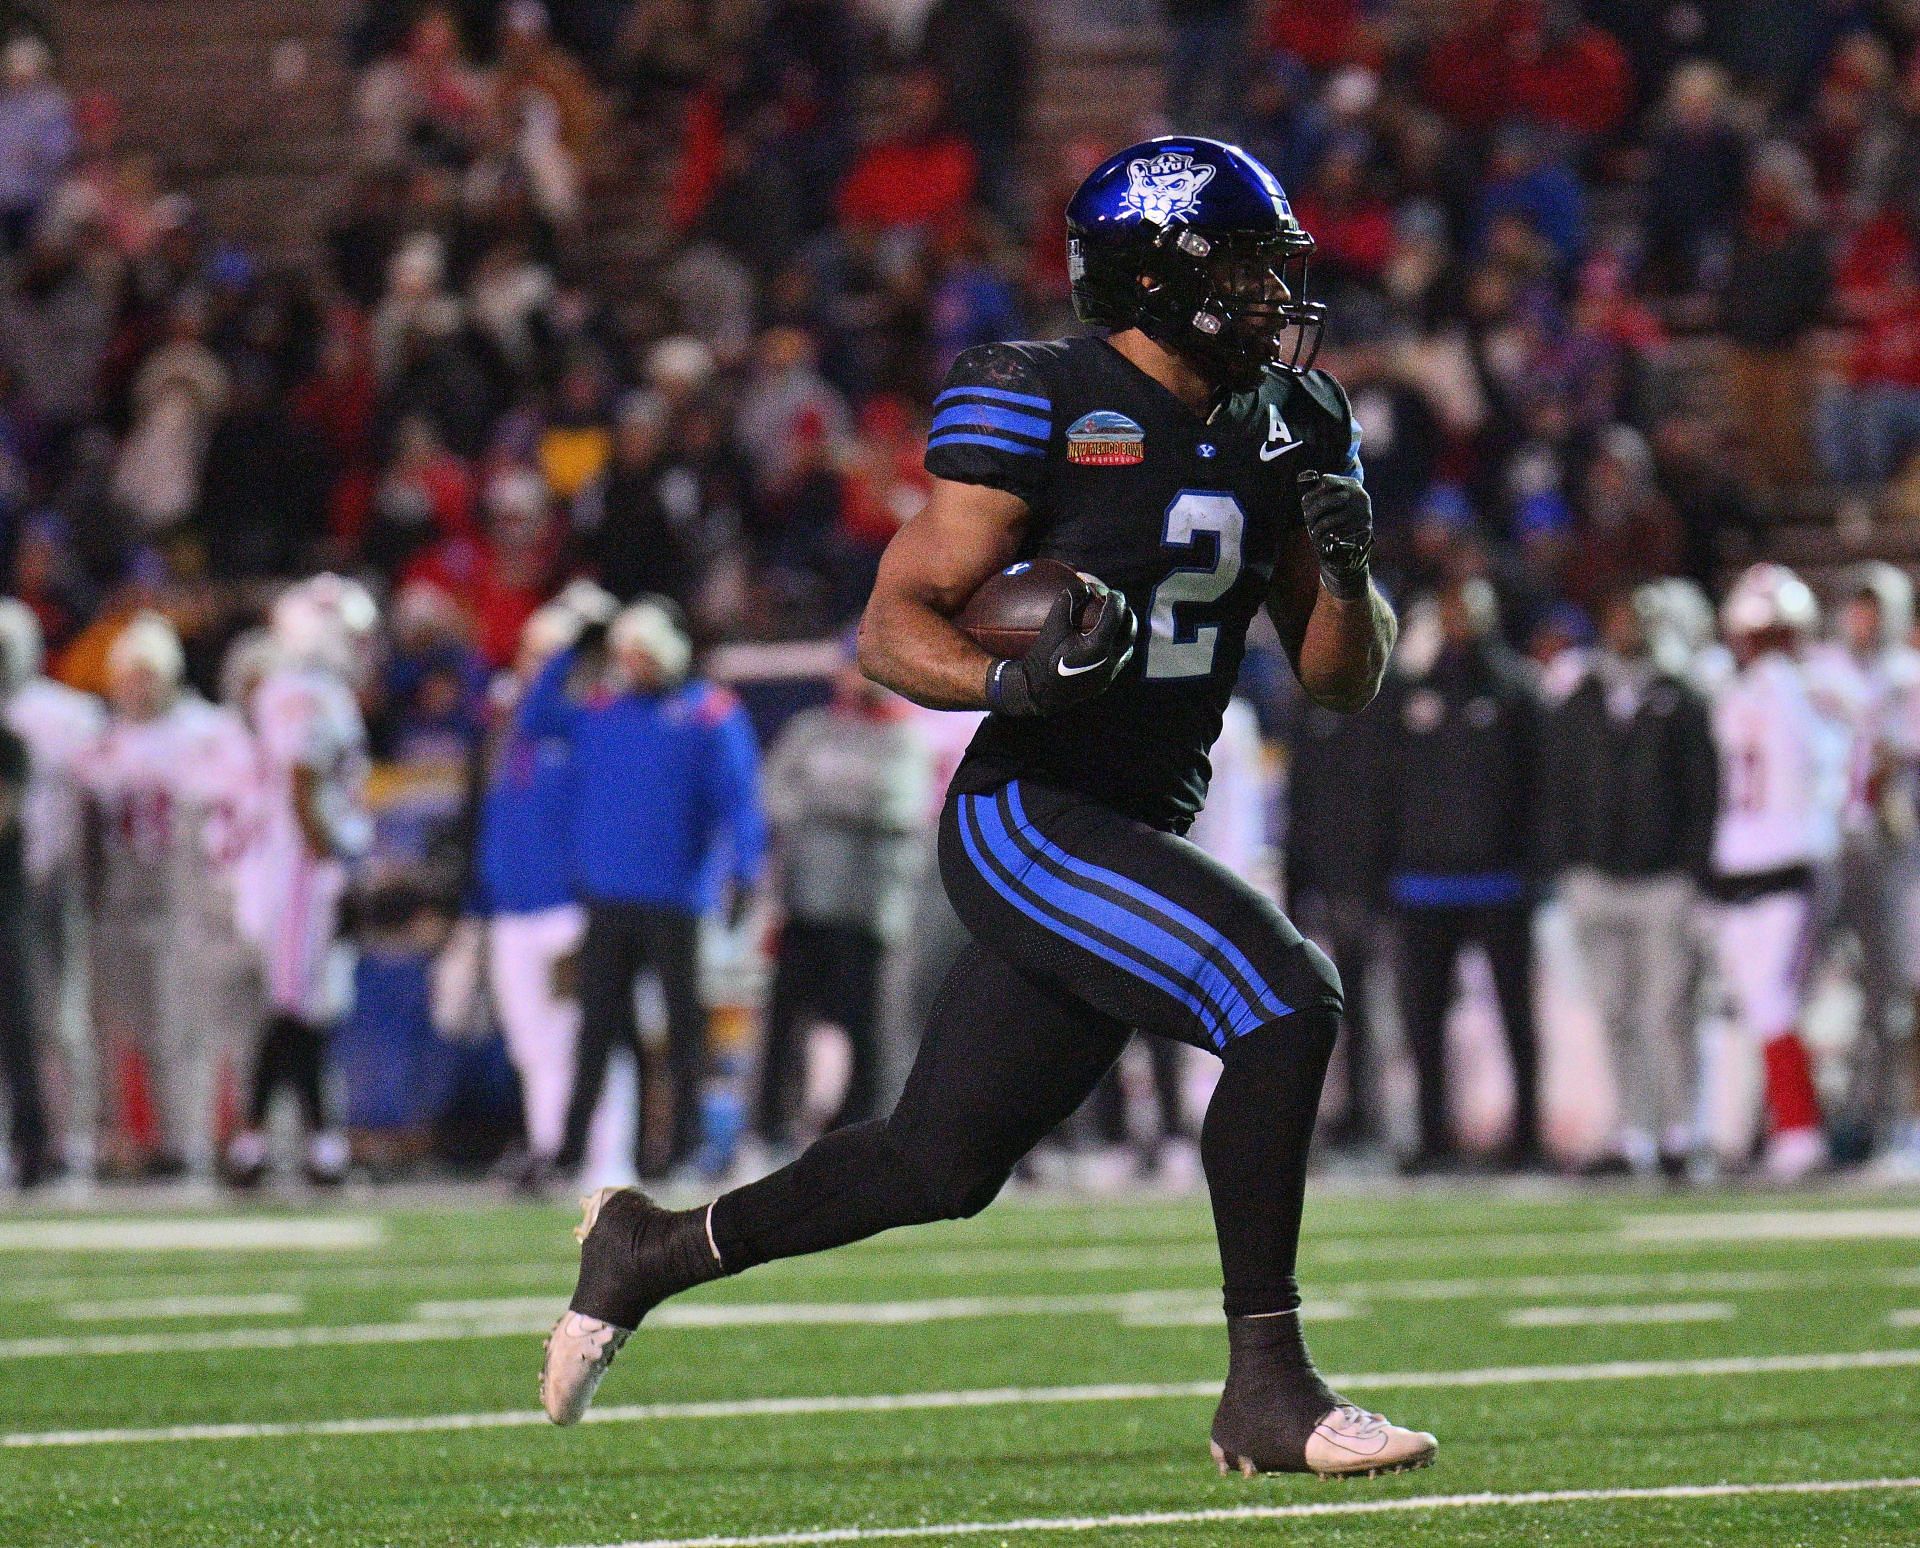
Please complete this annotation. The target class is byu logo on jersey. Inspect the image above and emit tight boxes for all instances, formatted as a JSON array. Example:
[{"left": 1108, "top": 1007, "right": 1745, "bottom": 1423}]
[{"left": 1124, "top": 151, "right": 1215, "bottom": 225}]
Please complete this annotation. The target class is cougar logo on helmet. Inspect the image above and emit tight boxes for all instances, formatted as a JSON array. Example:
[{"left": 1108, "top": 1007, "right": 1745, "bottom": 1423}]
[{"left": 1124, "top": 152, "right": 1215, "bottom": 225}]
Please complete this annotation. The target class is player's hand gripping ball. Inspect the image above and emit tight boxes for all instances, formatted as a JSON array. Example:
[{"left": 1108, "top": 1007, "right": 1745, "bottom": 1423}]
[
  {"left": 960, "top": 557, "right": 1137, "bottom": 718},
  {"left": 1298, "top": 470, "right": 1374, "bottom": 600}
]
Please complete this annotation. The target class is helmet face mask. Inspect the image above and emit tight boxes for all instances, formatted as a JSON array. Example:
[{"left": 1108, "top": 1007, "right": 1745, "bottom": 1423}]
[{"left": 1068, "top": 137, "right": 1324, "bottom": 389}]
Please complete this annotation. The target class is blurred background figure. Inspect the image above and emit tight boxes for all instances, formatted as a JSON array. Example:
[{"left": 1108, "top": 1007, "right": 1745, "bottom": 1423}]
[
  {"left": 0, "top": 706, "right": 46, "bottom": 1186},
  {"left": 524, "top": 598, "right": 763, "bottom": 1180},
  {"left": 473, "top": 584, "right": 610, "bottom": 1191},
  {"left": 757, "top": 635, "right": 929, "bottom": 1149},
  {"left": 1283, "top": 689, "right": 1385, "bottom": 1155},
  {"left": 1541, "top": 584, "right": 1718, "bottom": 1178},
  {"left": 84, "top": 612, "right": 243, "bottom": 1179},
  {"left": 1374, "top": 578, "right": 1544, "bottom": 1174},
  {"left": 0, "top": 599, "right": 102, "bottom": 1182},
  {"left": 1808, "top": 564, "right": 1920, "bottom": 1164},
  {"left": 226, "top": 576, "right": 376, "bottom": 1187},
  {"left": 1709, "top": 565, "right": 1844, "bottom": 1182}
]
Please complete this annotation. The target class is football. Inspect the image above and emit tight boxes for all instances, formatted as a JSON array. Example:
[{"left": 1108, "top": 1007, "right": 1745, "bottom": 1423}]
[{"left": 957, "top": 558, "right": 1101, "bottom": 658}]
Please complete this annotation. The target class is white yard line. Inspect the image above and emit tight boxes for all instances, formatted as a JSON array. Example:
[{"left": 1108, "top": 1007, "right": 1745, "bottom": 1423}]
[
  {"left": 0, "top": 1219, "right": 385, "bottom": 1253},
  {"left": 557, "top": 1477, "right": 1920, "bottom": 1548},
  {"left": 1619, "top": 1207, "right": 1920, "bottom": 1242},
  {"left": 0, "top": 1317, "right": 553, "bottom": 1360},
  {"left": 60, "top": 1294, "right": 304, "bottom": 1322},
  {"left": 6, "top": 1346, "right": 1918, "bottom": 1449},
  {"left": 414, "top": 1291, "right": 1260, "bottom": 1329},
  {"left": 1504, "top": 1302, "right": 1736, "bottom": 1329},
  {"left": 1888, "top": 1309, "right": 1920, "bottom": 1327}
]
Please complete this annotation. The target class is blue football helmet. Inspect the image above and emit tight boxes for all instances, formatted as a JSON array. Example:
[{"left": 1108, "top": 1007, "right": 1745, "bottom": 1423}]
[{"left": 1066, "top": 136, "right": 1323, "bottom": 387}]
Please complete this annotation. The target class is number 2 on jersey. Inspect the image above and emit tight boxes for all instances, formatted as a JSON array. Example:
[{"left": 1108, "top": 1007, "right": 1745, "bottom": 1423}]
[{"left": 1144, "top": 490, "right": 1244, "bottom": 680}]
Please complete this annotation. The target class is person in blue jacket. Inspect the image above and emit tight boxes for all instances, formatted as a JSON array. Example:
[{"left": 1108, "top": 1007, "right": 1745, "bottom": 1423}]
[
  {"left": 474, "top": 591, "right": 609, "bottom": 1191},
  {"left": 519, "top": 595, "right": 765, "bottom": 1177}
]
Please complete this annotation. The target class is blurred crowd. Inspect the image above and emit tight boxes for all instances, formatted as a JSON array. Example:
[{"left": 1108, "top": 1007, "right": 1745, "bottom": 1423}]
[{"left": 7, "top": 0, "right": 1920, "bottom": 1188}]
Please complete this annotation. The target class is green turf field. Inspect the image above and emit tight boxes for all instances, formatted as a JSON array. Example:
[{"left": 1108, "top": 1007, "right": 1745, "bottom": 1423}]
[{"left": 2, "top": 1184, "right": 1919, "bottom": 1547}]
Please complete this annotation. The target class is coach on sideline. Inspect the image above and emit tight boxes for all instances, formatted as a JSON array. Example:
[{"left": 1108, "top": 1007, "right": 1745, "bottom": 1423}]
[{"left": 518, "top": 598, "right": 765, "bottom": 1178}]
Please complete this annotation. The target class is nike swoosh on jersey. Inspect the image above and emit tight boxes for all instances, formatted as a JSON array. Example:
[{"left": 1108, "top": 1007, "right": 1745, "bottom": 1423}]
[
  {"left": 1056, "top": 657, "right": 1107, "bottom": 676},
  {"left": 1259, "top": 438, "right": 1305, "bottom": 462}
]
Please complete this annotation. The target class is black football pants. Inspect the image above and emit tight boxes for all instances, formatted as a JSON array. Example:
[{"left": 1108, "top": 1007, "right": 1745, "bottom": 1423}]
[{"left": 713, "top": 780, "right": 1343, "bottom": 1316}]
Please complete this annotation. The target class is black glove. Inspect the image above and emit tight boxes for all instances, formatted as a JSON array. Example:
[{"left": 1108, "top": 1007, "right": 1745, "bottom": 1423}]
[
  {"left": 985, "top": 576, "right": 1137, "bottom": 718},
  {"left": 1298, "top": 470, "right": 1374, "bottom": 600}
]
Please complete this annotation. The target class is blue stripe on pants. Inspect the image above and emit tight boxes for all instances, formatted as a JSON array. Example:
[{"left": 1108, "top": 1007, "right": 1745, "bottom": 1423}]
[
  {"left": 1004, "top": 783, "right": 1291, "bottom": 1023},
  {"left": 976, "top": 792, "right": 1266, "bottom": 1041},
  {"left": 957, "top": 795, "right": 1229, "bottom": 1047},
  {"left": 970, "top": 794, "right": 1260, "bottom": 1045}
]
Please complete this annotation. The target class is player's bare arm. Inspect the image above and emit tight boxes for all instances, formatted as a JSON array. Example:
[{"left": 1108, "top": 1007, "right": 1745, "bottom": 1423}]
[
  {"left": 856, "top": 477, "right": 1028, "bottom": 710},
  {"left": 1266, "top": 478, "right": 1396, "bottom": 714},
  {"left": 858, "top": 478, "right": 1136, "bottom": 717}
]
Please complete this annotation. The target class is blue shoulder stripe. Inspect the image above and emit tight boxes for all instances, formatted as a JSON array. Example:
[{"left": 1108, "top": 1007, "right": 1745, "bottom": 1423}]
[
  {"left": 931, "top": 403, "right": 1050, "bottom": 441},
  {"left": 928, "top": 430, "right": 1046, "bottom": 458},
  {"left": 935, "top": 383, "right": 1052, "bottom": 413}
]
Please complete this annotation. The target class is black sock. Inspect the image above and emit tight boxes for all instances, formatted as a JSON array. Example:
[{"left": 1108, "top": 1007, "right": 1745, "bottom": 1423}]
[
  {"left": 1202, "top": 1010, "right": 1337, "bottom": 1318},
  {"left": 710, "top": 1120, "right": 945, "bottom": 1271}
]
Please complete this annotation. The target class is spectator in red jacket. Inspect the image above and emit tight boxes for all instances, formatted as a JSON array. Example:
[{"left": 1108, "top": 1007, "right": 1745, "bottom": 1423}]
[
  {"left": 1421, "top": 0, "right": 1629, "bottom": 142},
  {"left": 835, "top": 70, "right": 975, "bottom": 239}
]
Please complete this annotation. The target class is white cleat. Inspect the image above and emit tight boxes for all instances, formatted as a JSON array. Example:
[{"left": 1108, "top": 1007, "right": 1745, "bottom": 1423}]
[
  {"left": 540, "top": 1189, "right": 632, "bottom": 1426},
  {"left": 1212, "top": 1404, "right": 1438, "bottom": 1481},
  {"left": 539, "top": 1310, "right": 629, "bottom": 1426}
]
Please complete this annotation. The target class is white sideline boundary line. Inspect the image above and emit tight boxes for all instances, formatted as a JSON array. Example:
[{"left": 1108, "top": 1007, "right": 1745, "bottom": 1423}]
[
  {"left": 560, "top": 1477, "right": 1920, "bottom": 1548},
  {"left": 6, "top": 1346, "right": 1918, "bottom": 1450}
]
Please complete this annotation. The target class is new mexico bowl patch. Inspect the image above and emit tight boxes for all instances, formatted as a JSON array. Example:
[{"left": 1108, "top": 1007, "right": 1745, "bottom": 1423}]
[{"left": 1065, "top": 410, "right": 1146, "bottom": 466}]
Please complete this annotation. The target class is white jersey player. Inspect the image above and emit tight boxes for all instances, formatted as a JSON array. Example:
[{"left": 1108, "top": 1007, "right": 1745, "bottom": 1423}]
[
  {"left": 84, "top": 613, "right": 255, "bottom": 1177},
  {"left": 225, "top": 576, "right": 376, "bottom": 1187},
  {"left": 1709, "top": 564, "right": 1845, "bottom": 1181},
  {"left": 1808, "top": 565, "right": 1920, "bottom": 1168},
  {"left": 0, "top": 599, "right": 105, "bottom": 1175}
]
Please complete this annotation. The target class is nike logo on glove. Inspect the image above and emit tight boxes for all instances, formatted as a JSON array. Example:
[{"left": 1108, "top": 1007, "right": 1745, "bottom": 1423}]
[{"left": 1056, "top": 657, "right": 1106, "bottom": 676}]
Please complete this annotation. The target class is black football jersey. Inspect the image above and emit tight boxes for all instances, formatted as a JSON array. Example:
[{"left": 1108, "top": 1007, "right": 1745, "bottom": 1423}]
[{"left": 926, "top": 334, "right": 1363, "bottom": 828}]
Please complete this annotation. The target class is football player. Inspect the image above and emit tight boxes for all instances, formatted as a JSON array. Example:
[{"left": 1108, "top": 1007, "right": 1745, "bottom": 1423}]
[
  {"left": 543, "top": 138, "right": 1431, "bottom": 1478},
  {"left": 1710, "top": 564, "right": 1847, "bottom": 1181},
  {"left": 84, "top": 613, "right": 253, "bottom": 1178},
  {"left": 225, "top": 575, "right": 375, "bottom": 1186},
  {"left": 0, "top": 599, "right": 105, "bottom": 1182}
]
